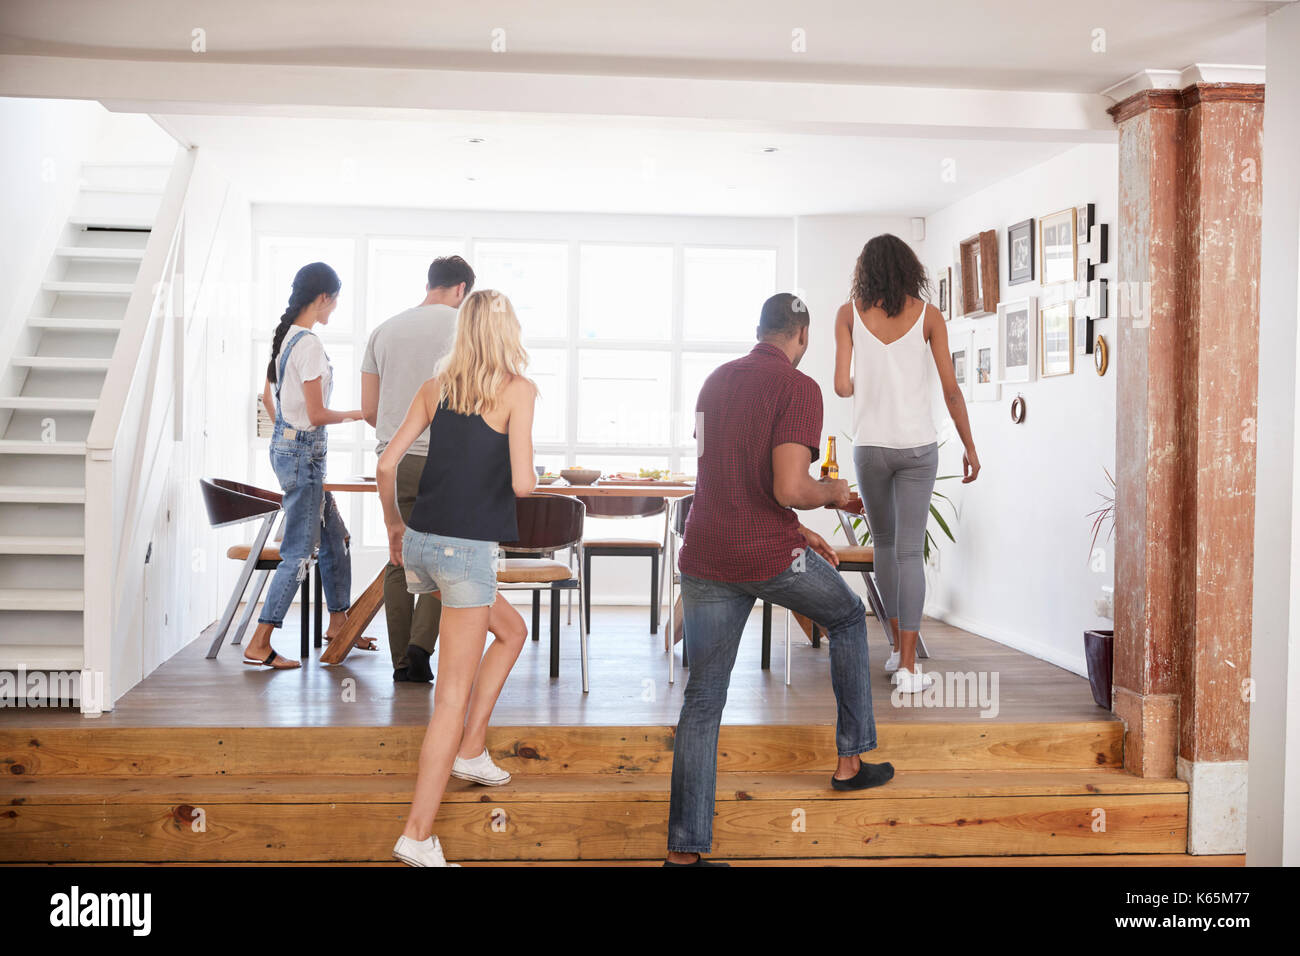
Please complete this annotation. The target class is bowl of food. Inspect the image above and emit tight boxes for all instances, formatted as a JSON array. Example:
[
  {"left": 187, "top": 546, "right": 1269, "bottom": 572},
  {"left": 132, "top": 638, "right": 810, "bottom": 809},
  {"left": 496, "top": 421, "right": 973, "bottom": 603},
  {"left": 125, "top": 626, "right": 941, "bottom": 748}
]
[
  {"left": 560, "top": 466, "right": 601, "bottom": 486},
  {"left": 537, "top": 473, "right": 559, "bottom": 485}
]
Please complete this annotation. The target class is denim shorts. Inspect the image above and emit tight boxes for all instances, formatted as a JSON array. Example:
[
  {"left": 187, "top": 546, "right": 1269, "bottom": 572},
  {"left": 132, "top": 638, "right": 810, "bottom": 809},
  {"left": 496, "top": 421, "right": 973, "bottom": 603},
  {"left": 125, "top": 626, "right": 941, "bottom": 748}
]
[{"left": 402, "top": 530, "right": 499, "bottom": 608}]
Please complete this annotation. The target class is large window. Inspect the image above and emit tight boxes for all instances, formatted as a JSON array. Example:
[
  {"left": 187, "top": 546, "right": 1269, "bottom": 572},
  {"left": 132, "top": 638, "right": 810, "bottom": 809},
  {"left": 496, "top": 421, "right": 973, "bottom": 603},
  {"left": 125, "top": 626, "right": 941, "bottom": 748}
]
[{"left": 252, "top": 230, "right": 783, "bottom": 559}]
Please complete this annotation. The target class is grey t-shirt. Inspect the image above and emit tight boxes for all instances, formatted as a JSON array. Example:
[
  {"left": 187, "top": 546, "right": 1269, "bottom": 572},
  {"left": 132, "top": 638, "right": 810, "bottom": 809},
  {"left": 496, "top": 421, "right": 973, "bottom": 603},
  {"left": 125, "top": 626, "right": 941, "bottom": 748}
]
[{"left": 362, "top": 303, "right": 457, "bottom": 457}]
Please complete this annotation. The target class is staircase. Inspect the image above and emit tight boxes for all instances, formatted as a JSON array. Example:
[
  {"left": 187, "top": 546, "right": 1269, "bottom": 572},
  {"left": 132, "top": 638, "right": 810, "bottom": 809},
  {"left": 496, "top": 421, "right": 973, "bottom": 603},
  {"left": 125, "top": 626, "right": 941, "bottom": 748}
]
[
  {"left": 0, "top": 163, "right": 169, "bottom": 672},
  {"left": 0, "top": 721, "right": 1194, "bottom": 864}
]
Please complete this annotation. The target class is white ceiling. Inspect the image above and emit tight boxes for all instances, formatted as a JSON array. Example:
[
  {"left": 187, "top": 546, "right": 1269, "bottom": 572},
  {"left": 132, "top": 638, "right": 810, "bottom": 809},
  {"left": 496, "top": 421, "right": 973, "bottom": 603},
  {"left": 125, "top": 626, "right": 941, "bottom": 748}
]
[
  {"left": 0, "top": 0, "right": 1273, "bottom": 92},
  {"left": 157, "top": 111, "right": 1081, "bottom": 218}
]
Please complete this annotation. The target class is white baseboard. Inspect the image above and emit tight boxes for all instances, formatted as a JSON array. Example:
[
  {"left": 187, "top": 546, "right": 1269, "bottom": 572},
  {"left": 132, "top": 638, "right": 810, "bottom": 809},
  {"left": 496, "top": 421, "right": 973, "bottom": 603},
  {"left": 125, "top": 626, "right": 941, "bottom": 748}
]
[{"left": 924, "top": 605, "right": 1089, "bottom": 678}]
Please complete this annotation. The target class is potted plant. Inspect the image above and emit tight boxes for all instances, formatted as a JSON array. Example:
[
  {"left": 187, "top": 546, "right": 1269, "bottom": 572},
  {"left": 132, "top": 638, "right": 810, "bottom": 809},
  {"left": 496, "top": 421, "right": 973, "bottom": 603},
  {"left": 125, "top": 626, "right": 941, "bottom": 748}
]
[{"left": 1084, "top": 468, "right": 1116, "bottom": 710}]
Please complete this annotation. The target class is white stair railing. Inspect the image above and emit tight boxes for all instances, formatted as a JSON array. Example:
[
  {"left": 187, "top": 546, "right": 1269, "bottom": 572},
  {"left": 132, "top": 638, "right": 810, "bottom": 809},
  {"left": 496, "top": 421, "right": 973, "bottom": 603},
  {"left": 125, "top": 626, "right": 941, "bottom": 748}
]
[{"left": 81, "top": 147, "right": 195, "bottom": 716}]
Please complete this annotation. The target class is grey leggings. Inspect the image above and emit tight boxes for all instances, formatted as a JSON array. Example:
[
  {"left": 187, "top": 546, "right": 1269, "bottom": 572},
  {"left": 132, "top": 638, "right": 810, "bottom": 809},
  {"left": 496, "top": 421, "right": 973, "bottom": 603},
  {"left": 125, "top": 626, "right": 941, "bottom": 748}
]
[{"left": 852, "top": 443, "right": 939, "bottom": 632}]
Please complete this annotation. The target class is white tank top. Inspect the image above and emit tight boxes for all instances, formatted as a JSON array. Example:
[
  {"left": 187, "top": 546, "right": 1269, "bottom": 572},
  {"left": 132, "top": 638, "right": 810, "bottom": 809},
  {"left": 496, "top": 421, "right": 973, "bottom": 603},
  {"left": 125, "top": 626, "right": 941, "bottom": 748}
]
[{"left": 850, "top": 299, "right": 938, "bottom": 449}]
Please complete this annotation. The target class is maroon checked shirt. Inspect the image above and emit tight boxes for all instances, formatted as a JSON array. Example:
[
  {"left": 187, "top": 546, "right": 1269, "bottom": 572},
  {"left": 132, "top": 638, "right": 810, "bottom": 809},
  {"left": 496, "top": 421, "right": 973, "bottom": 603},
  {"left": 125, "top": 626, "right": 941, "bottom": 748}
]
[{"left": 678, "top": 342, "right": 823, "bottom": 582}]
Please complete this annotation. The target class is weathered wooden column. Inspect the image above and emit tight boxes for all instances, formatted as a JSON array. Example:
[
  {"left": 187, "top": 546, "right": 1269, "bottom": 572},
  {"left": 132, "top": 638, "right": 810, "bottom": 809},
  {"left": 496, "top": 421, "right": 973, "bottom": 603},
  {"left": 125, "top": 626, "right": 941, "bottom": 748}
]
[{"left": 1110, "top": 83, "right": 1263, "bottom": 853}]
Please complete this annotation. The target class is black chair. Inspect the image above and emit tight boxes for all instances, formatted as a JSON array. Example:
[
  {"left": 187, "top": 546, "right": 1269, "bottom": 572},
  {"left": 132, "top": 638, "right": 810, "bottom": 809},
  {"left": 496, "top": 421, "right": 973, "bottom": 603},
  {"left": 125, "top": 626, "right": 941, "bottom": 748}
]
[
  {"left": 578, "top": 494, "right": 667, "bottom": 633},
  {"left": 200, "top": 478, "right": 326, "bottom": 661},
  {"left": 499, "top": 496, "right": 591, "bottom": 692}
]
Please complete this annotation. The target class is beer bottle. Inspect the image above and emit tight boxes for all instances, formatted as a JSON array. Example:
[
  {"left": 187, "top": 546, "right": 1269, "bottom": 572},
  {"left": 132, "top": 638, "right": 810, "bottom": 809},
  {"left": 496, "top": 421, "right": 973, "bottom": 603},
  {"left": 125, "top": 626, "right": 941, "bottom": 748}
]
[{"left": 820, "top": 436, "right": 838, "bottom": 480}]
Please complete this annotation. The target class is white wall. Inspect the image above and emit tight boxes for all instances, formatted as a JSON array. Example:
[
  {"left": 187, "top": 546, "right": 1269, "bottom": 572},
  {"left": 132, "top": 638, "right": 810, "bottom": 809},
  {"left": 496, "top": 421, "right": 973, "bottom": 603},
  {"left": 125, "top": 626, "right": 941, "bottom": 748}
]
[
  {"left": 0, "top": 98, "right": 107, "bottom": 352},
  {"left": 917, "top": 143, "right": 1119, "bottom": 675},
  {"left": 1248, "top": 0, "right": 1300, "bottom": 867}
]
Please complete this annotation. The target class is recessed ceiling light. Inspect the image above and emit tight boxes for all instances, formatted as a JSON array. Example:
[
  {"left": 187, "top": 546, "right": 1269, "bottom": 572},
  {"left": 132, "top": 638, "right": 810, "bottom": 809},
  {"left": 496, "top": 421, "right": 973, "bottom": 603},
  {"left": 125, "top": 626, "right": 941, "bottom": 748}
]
[
  {"left": 467, "top": 137, "right": 486, "bottom": 144},
  {"left": 761, "top": 146, "right": 779, "bottom": 154}
]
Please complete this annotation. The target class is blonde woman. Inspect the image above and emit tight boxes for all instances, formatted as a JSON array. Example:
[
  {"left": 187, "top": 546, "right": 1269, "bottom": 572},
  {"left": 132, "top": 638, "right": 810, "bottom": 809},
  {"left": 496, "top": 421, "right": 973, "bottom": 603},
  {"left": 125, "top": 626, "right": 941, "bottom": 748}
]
[{"left": 379, "top": 289, "right": 537, "bottom": 867}]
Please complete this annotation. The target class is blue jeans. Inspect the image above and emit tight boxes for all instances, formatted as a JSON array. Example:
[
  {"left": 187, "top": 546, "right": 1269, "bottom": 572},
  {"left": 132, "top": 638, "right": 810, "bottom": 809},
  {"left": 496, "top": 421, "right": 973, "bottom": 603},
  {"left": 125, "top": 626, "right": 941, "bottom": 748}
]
[
  {"left": 401, "top": 530, "right": 500, "bottom": 608},
  {"left": 667, "top": 548, "right": 876, "bottom": 854},
  {"left": 258, "top": 425, "right": 352, "bottom": 627}
]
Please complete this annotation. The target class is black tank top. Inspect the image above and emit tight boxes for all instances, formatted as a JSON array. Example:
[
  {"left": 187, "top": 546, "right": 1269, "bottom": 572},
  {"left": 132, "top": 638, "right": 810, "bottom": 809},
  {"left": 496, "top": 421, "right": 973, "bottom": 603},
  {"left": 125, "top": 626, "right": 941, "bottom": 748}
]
[{"left": 407, "top": 400, "right": 517, "bottom": 542}]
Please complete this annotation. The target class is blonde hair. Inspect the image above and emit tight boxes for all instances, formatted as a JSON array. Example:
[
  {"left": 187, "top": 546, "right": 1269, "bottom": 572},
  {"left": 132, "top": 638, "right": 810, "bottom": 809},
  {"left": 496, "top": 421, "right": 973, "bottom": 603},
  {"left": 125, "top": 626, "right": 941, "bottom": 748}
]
[{"left": 436, "top": 289, "right": 530, "bottom": 416}]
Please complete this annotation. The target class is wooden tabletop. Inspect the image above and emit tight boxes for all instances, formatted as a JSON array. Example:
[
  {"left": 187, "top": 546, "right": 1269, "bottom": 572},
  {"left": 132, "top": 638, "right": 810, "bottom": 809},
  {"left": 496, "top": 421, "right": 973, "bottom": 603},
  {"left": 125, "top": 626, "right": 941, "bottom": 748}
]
[{"left": 325, "top": 478, "right": 695, "bottom": 498}]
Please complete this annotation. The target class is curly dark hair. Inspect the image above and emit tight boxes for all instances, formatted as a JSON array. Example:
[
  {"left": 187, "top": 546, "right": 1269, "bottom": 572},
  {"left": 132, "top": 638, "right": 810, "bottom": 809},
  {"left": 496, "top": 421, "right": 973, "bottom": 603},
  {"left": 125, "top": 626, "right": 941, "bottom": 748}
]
[{"left": 850, "top": 234, "right": 931, "bottom": 318}]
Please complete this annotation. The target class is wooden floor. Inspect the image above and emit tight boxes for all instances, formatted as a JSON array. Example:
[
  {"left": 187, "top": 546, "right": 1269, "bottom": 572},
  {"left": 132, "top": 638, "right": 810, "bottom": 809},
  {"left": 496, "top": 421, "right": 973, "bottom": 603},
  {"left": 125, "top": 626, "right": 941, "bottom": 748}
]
[{"left": 1, "top": 605, "right": 1113, "bottom": 728}]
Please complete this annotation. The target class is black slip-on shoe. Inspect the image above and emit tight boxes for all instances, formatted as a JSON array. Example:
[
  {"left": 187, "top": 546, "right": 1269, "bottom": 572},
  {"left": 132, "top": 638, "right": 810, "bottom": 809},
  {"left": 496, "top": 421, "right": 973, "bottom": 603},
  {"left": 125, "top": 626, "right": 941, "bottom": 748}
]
[
  {"left": 407, "top": 645, "right": 434, "bottom": 683},
  {"left": 663, "top": 857, "right": 730, "bottom": 867},
  {"left": 831, "top": 761, "right": 895, "bottom": 791}
]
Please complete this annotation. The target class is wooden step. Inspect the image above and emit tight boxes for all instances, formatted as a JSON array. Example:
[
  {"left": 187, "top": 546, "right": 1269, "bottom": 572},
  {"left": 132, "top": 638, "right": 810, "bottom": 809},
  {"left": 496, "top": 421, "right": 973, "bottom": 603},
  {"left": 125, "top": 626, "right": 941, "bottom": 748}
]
[
  {"left": 0, "top": 397, "right": 97, "bottom": 412},
  {"left": 53, "top": 246, "right": 145, "bottom": 261},
  {"left": 0, "top": 536, "right": 85, "bottom": 555},
  {"left": 0, "top": 486, "right": 85, "bottom": 504},
  {"left": 0, "top": 589, "right": 83, "bottom": 611},
  {"left": 0, "top": 722, "right": 1123, "bottom": 777},
  {"left": 9, "top": 357, "right": 110, "bottom": 372},
  {"left": 0, "top": 769, "right": 1187, "bottom": 863},
  {"left": 27, "top": 317, "right": 123, "bottom": 332},
  {"left": 0, "top": 440, "right": 87, "bottom": 455},
  {"left": 40, "top": 281, "right": 134, "bottom": 296}
]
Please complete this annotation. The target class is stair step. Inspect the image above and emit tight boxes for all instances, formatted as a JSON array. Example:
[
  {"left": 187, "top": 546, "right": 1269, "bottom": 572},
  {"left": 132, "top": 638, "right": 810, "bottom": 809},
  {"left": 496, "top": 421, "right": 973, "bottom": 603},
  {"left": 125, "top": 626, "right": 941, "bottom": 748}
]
[
  {"left": 0, "top": 769, "right": 1188, "bottom": 862},
  {"left": 0, "top": 535, "right": 85, "bottom": 555},
  {"left": 10, "top": 357, "right": 111, "bottom": 371},
  {"left": 0, "top": 644, "right": 83, "bottom": 671},
  {"left": 0, "top": 486, "right": 86, "bottom": 504},
  {"left": 0, "top": 440, "right": 87, "bottom": 455},
  {"left": 27, "top": 317, "right": 124, "bottom": 332},
  {"left": 0, "top": 588, "right": 83, "bottom": 611},
  {"left": 0, "top": 722, "right": 1124, "bottom": 777},
  {"left": 68, "top": 217, "right": 153, "bottom": 231},
  {"left": 41, "top": 280, "right": 133, "bottom": 296},
  {"left": 0, "top": 397, "right": 97, "bottom": 412},
  {"left": 54, "top": 246, "right": 145, "bottom": 261}
]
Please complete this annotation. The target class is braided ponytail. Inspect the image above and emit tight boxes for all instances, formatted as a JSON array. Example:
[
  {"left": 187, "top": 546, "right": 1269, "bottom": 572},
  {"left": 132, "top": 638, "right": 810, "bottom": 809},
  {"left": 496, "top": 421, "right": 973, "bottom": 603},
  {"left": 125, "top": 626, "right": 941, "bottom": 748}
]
[{"left": 267, "top": 261, "right": 342, "bottom": 383}]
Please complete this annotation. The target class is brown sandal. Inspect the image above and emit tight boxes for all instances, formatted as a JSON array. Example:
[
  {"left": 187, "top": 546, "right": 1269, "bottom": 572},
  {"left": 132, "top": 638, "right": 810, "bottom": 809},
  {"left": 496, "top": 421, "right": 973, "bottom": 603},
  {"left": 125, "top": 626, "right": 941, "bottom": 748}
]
[{"left": 243, "top": 650, "right": 301, "bottom": 669}]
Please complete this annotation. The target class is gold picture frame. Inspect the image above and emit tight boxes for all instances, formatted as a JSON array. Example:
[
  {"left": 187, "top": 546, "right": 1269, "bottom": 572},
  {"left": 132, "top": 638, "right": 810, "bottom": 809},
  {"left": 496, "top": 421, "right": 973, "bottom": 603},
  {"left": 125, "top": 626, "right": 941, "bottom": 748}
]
[
  {"left": 1039, "top": 300, "right": 1074, "bottom": 377},
  {"left": 1038, "top": 207, "right": 1078, "bottom": 286}
]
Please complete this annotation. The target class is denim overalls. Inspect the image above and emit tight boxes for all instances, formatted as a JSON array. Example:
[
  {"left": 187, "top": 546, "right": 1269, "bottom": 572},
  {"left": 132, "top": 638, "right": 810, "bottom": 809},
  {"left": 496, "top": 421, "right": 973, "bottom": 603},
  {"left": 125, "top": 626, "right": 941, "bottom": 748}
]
[{"left": 257, "top": 328, "right": 352, "bottom": 628}]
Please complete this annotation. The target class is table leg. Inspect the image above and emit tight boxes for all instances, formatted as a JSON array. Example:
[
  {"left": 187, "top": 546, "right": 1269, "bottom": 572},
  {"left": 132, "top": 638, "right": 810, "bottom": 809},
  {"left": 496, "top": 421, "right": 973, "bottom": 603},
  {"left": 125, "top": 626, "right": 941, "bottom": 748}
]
[{"left": 318, "top": 570, "right": 385, "bottom": 665}]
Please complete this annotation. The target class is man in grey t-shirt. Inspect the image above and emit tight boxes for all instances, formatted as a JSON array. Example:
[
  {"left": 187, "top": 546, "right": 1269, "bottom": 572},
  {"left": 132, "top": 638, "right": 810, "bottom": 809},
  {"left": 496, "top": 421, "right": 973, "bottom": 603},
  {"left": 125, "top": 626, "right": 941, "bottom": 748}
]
[{"left": 362, "top": 255, "right": 473, "bottom": 681}]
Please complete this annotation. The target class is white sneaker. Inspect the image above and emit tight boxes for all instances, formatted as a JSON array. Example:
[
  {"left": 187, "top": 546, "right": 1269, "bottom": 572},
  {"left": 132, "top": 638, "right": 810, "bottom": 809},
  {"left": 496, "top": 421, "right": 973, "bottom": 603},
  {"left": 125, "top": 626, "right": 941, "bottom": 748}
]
[
  {"left": 892, "top": 666, "right": 935, "bottom": 693},
  {"left": 451, "top": 749, "right": 512, "bottom": 786},
  {"left": 885, "top": 650, "right": 901, "bottom": 674},
  {"left": 393, "top": 834, "right": 460, "bottom": 867}
]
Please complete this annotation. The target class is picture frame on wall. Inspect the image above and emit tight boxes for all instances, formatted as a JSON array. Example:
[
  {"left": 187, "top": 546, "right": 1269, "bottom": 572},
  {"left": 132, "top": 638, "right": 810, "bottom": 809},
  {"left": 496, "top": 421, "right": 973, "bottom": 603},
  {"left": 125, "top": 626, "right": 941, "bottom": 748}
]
[
  {"left": 933, "top": 264, "right": 953, "bottom": 321},
  {"left": 1040, "top": 300, "right": 1075, "bottom": 377},
  {"left": 1008, "top": 218, "right": 1034, "bottom": 285},
  {"left": 973, "top": 326, "right": 1001, "bottom": 402},
  {"left": 997, "top": 297, "right": 1037, "bottom": 384},
  {"left": 950, "top": 331, "right": 973, "bottom": 399},
  {"left": 1038, "top": 207, "right": 1078, "bottom": 286},
  {"left": 958, "top": 230, "right": 999, "bottom": 318}
]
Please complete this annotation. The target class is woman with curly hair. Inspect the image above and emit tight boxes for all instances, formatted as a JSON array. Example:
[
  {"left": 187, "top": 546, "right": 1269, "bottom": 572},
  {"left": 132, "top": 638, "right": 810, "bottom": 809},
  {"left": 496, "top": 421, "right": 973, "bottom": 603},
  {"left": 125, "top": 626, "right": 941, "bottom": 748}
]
[{"left": 833, "top": 234, "right": 981, "bottom": 693}]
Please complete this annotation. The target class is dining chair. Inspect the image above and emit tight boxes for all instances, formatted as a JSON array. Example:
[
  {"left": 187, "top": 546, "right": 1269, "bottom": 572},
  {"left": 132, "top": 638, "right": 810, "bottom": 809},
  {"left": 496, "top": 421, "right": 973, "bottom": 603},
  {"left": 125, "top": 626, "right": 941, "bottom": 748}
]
[
  {"left": 577, "top": 494, "right": 667, "bottom": 633},
  {"left": 832, "top": 508, "right": 930, "bottom": 659},
  {"left": 499, "top": 495, "right": 591, "bottom": 692},
  {"left": 200, "top": 479, "right": 307, "bottom": 659}
]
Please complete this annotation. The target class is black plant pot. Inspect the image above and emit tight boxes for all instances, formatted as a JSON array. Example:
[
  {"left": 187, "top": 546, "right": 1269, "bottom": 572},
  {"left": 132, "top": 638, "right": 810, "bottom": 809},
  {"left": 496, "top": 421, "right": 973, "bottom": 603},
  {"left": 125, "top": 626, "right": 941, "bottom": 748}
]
[{"left": 1084, "top": 629, "right": 1115, "bottom": 710}]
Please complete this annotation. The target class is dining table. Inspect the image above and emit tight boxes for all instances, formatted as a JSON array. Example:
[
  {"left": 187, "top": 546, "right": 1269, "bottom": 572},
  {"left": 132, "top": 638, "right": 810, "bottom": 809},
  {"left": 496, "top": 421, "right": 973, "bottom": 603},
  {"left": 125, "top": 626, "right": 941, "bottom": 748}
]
[{"left": 318, "top": 477, "right": 695, "bottom": 664}]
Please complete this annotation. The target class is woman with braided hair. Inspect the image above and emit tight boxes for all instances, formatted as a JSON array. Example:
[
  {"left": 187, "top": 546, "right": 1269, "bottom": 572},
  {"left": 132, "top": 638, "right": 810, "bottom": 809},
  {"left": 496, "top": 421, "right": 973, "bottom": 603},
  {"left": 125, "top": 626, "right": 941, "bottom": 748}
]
[{"left": 246, "top": 262, "right": 366, "bottom": 669}]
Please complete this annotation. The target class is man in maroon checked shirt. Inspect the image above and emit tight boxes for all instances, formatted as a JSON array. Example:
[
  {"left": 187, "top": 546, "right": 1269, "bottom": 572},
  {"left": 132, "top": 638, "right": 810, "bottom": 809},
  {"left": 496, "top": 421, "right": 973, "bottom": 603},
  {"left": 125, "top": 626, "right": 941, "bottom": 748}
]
[{"left": 664, "top": 293, "right": 894, "bottom": 868}]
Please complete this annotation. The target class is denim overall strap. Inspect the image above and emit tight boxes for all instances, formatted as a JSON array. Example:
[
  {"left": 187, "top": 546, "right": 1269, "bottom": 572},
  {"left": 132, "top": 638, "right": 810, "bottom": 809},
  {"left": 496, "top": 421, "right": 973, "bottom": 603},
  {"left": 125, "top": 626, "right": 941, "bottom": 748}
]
[{"left": 274, "top": 327, "right": 308, "bottom": 421}]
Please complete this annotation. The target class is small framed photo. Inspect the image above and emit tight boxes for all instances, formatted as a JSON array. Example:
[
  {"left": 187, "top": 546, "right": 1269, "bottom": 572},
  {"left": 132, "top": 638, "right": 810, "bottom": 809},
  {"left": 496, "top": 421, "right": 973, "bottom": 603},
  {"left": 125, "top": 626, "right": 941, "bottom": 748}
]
[
  {"left": 997, "top": 297, "right": 1038, "bottom": 384},
  {"left": 973, "top": 326, "right": 1001, "bottom": 402},
  {"left": 933, "top": 264, "right": 953, "bottom": 321},
  {"left": 1039, "top": 207, "right": 1078, "bottom": 286},
  {"left": 1040, "top": 300, "right": 1075, "bottom": 377},
  {"left": 1008, "top": 218, "right": 1034, "bottom": 285},
  {"left": 950, "top": 331, "right": 973, "bottom": 399}
]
